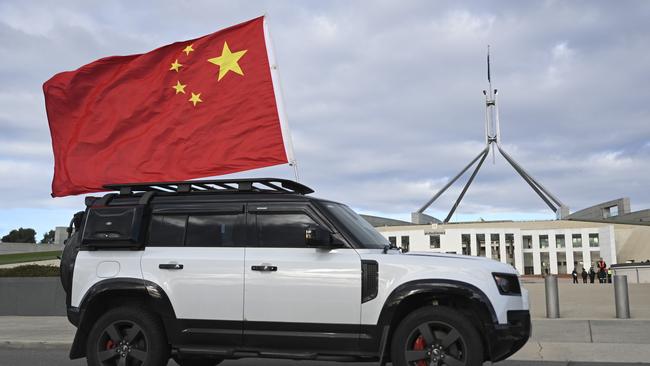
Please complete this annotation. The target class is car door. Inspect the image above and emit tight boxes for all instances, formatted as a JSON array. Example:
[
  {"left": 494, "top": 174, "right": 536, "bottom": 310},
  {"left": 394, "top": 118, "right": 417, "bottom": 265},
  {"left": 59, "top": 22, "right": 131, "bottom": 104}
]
[
  {"left": 243, "top": 202, "right": 363, "bottom": 352},
  {"left": 140, "top": 203, "right": 246, "bottom": 347}
]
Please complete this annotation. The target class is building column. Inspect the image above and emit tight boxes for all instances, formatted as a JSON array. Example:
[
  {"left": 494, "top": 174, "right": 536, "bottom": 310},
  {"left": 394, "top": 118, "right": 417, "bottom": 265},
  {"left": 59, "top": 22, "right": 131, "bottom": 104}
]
[
  {"left": 514, "top": 234, "right": 524, "bottom": 274},
  {"left": 485, "top": 232, "right": 492, "bottom": 259},
  {"left": 499, "top": 232, "right": 507, "bottom": 264},
  {"left": 549, "top": 230, "right": 558, "bottom": 275},
  {"left": 470, "top": 230, "right": 477, "bottom": 256},
  {"left": 532, "top": 234, "right": 541, "bottom": 275}
]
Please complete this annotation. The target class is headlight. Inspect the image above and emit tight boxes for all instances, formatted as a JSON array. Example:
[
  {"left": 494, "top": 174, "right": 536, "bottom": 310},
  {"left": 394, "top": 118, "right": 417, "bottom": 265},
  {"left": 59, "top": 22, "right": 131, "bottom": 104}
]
[{"left": 492, "top": 273, "right": 521, "bottom": 296}]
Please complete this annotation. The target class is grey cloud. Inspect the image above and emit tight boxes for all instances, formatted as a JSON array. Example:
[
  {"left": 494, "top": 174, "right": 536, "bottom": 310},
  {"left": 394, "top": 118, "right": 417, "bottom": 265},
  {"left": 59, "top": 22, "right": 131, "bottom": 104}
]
[{"left": 0, "top": 0, "right": 649, "bottom": 224}]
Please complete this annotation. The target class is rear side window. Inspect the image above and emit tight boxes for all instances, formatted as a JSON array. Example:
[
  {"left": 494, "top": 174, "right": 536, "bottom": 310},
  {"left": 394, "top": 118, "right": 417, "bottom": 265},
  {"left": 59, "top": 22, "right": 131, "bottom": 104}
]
[
  {"left": 186, "top": 214, "right": 243, "bottom": 247},
  {"left": 148, "top": 215, "right": 187, "bottom": 246},
  {"left": 256, "top": 213, "right": 318, "bottom": 248},
  {"left": 148, "top": 213, "right": 244, "bottom": 247}
]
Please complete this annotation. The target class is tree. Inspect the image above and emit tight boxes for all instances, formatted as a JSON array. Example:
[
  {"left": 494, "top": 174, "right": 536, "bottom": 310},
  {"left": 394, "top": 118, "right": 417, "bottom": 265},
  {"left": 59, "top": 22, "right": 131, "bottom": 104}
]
[
  {"left": 40, "top": 230, "right": 56, "bottom": 244},
  {"left": 1, "top": 228, "right": 37, "bottom": 243}
]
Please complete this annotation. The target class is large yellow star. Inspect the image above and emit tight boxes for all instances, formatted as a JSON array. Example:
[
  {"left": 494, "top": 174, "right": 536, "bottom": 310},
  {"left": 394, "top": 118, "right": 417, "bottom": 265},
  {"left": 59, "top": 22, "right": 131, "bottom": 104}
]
[
  {"left": 189, "top": 92, "right": 202, "bottom": 107},
  {"left": 169, "top": 59, "right": 182, "bottom": 72},
  {"left": 207, "top": 42, "right": 248, "bottom": 81},
  {"left": 183, "top": 44, "right": 194, "bottom": 56},
  {"left": 172, "top": 81, "right": 186, "bottom": 94}
]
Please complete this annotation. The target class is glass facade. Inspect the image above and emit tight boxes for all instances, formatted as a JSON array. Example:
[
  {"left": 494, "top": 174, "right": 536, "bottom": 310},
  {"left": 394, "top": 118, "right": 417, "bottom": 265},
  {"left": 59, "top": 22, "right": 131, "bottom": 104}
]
[
  {"left": 555, "top": 234, "right": 565, "bottom": 248},
  {"left": 572, "top": 234, "right": 583, "bottom": 248},
  {"left": 539, "top": 235, "right": 549, "bottom": 249},
  {"left": 589, "top": 233, "right": 599, "bottom": 247}
]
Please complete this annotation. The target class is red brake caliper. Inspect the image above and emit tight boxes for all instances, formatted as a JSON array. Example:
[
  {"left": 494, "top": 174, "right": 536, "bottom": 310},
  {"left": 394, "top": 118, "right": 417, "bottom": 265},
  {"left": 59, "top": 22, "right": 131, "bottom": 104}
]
[
  {"left": 413, "top": 336, "right": 427, "bottom": 366},
  {"left": 106, "top": 339, "right": 115, "bottom": 350}
]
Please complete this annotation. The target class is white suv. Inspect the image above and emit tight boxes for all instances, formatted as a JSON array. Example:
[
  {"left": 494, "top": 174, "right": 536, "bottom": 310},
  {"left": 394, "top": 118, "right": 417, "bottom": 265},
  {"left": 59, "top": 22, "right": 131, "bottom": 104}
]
[{"left": 60, "top": 178, "right": 530, "bottom": 366}]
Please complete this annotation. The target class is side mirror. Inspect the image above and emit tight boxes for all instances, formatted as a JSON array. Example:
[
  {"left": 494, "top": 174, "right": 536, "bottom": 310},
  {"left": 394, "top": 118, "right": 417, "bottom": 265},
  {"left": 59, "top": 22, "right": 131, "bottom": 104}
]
[{"left": 305, "top": 227, "right": 335, "bottom": 247}]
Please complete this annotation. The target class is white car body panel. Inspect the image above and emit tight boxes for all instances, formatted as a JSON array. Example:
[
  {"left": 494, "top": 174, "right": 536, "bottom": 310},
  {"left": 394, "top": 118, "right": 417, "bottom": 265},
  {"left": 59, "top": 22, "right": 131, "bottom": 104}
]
[
  {"left": 71, "top": 250, "right": 143, "bottom": 307},
  {"left": 244, "top": 247, "right": 362, "bottom": 324},
  {"left": 356, "top": 249, "right": 529, "bottom": 325},
  {"left": 141, "top": 246, "right": 245, "bottom": 320}
]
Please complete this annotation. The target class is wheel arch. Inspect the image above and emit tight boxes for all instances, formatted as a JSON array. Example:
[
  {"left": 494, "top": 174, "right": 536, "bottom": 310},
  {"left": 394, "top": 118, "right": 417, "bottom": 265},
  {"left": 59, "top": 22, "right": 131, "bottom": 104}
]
[
  {"left": 376, "top": 279, "right": 498, "bottom": 362},
  {"left": 70, "top": 278, "right": 176, "bottom": 359}
]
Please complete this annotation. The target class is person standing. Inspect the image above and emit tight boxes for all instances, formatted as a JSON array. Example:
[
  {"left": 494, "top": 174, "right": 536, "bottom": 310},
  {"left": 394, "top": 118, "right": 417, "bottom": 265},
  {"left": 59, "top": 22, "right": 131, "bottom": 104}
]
[
  {"left": 572, "top": 268, "right": 579, "bottom": 284},
  {"left": 581, "top": 268, "right": 588, "bottom": 283},
  {"left": 589, "top": 266, "right": 596, "bottom": 283},
  {"left": 597, "top": 258, "right": 607, "bottom": 283},
  {"left": 607, "top": 267, "right": 613, "bottom": 283}
]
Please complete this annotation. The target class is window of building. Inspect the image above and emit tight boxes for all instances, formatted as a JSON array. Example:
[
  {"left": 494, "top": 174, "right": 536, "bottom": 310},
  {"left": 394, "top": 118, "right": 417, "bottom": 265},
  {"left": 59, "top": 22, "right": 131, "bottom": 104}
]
[
  {"left": 257, "top": 213, "right": 318, "bottom": 248},
  {"left": 523, "top": 235, "right": 533, "bottom": 249},
  {"left": 539, "top": 235, "right": 549, "bottom": 249},
  {"left": 505, "top": 234, "right": 515, "bottom": 265},
  {"left": 589, "top": 233, "right": 599, "bottom": 248},
  {"left": 476, "top": 234, "right": 486, "bottom": 256},
  {"left": 524, "top": 252, "right": 534, "bottom": 275},
  {"left": 555, "top": 234, "right": 565, "bottom": 248},
  {"left": 429, "top": 234, "right": 440, "bottom": 249},
  {"left": 603, "top": 205, "right": 618, "bottom": 218},
  {"left": 461, "top": 234, "right": 470, "bottom": 255},
  {"left": 540, "top": 252, "right": 550, "bottom": 275},
  {"left": 572, "top": 234, "right": 582, "bottom": 248},
  {"left": 490, "top": 234, "right": 500, "bottom": 260},
  {"left": 400, "top": 236, "right": 410, "bottom": 252},
  {"left": 388, "top": 236, "right": 397, "bottom": 246}
]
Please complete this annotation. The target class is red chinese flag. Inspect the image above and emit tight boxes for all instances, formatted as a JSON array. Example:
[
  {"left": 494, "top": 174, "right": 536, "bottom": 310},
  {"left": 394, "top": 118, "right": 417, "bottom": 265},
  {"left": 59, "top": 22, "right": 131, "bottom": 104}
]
[{"left": 44, "top": 16, "right": 290, "bottom": 197}]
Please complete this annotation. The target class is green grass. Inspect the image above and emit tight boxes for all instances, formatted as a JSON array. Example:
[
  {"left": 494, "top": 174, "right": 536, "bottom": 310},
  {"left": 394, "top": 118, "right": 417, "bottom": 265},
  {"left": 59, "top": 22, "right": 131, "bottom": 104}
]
[
  {"left": 0, "top": 250, "right": 61, "bottom": 265},
  {"left": 0, "top": 264, "right": 60, "bottom": 277}
]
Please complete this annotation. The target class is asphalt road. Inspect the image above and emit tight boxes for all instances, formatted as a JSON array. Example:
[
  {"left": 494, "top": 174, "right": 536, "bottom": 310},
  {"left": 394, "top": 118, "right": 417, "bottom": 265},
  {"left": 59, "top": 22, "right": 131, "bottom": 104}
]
[{"left": 0, "top": 349, "right": 647, "bottom": 366}]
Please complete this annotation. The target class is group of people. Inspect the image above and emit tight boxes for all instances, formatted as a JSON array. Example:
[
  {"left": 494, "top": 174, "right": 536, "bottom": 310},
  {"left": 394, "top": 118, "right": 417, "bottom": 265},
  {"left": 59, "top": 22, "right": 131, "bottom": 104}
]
[{"left": 572, "top": 258, "right": 612, "bottom": 284}]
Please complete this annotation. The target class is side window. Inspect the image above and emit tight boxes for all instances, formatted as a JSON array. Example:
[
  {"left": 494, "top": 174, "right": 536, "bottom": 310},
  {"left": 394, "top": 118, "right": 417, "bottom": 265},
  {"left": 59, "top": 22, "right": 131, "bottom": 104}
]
[
  {"left": 186, "top": 214, "right": 244, "bottom": 247},
  {"left": 257, "top": 213, "right": 318, "bottom": 248},
  {"left": 148, "top": 214, "right": 187, "bottom": 246}
]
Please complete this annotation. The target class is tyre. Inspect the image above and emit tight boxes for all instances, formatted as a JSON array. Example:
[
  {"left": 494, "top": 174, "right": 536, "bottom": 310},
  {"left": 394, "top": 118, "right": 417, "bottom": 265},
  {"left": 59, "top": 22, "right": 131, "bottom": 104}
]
[
  {"left": 390, "top": 306, "right": 484, "bottom": 366},
  {"left": 86, "top": 306, "right": 170, "bottom": 366},
  {"left": 173, "top": 357, "right": 223, "bottom": 366}
]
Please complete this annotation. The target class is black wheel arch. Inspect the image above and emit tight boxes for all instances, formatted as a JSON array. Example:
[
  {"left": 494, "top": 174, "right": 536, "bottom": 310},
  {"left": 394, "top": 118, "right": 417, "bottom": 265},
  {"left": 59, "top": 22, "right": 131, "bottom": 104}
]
[
  {"left": 371, "top": 279, "right": 499, "bottom": 362},
  {"left": 69, "top": 278, "right": 176, "bottom": 359}
]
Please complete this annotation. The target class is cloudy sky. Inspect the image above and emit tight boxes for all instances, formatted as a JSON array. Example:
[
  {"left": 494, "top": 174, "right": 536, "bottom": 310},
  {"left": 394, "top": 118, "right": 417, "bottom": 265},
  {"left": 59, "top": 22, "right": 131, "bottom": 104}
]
[{"left": 1, "top": 0, "right": 649, "bottom": 239}]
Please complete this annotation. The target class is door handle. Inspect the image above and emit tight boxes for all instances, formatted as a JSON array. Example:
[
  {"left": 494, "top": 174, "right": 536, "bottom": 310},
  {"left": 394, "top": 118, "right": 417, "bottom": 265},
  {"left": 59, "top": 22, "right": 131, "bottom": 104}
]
[
  {"left": 159, "top": 263, "right": 184, "bottom": 270},
  {"left": 251, "top": 265, "right": 277, "bottom": 272}
]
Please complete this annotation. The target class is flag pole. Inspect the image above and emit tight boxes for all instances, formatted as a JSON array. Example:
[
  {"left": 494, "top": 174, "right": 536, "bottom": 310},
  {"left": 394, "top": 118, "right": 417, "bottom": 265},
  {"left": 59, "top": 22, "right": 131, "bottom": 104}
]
[{"left": 263, "top": 15, "right": 300, "bottom": 182}]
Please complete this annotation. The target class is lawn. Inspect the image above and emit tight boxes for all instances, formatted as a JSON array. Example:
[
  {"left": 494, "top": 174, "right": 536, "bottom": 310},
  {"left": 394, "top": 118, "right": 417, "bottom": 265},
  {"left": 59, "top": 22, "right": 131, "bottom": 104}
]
[{"left": 0, "top": 250, "right": 61, "bottom": 265}]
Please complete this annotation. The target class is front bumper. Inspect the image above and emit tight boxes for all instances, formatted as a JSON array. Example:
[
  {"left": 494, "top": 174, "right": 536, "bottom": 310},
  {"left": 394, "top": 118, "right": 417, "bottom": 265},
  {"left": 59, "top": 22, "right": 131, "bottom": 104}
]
[{"left": 486, "top": 310, "right": 531, "bottom": 362}]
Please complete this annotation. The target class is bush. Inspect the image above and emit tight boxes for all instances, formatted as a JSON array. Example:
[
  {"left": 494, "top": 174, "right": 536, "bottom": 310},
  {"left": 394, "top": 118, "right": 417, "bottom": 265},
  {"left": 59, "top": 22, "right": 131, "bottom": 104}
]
[{"left": 0, "top": 264, "right": 60, "bottom": 277}]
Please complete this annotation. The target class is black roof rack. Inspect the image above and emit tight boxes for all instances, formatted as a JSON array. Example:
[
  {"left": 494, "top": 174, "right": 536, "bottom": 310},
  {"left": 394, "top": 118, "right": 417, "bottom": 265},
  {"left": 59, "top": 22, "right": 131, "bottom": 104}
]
[{"left": 103, "top": 178, "right": 314, "bottom": 196}]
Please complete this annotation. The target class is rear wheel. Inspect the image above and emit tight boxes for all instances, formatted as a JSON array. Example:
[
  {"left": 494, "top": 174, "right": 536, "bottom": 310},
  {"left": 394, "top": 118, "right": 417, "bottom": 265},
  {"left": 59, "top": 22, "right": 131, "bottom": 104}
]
[
  {"left": 391, "top": 306, "right": 484, "bottom": 366},
  {"left": 86, "top": 306, "right": 169, "bottom": 366}
]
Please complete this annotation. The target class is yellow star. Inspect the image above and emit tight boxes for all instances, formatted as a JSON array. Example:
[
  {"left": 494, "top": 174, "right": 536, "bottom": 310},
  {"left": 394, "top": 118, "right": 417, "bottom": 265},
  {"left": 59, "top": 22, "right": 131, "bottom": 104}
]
[
  {"left": 169, "top": 59, "right": 182, "bottom": 72},
  {"left": 207, "top": 41, "right": 248, "bottom": 81},
  {"left": 183, "top": 44, "right": 194, "bottom": 56},
  {"left": 172, "top": 81, "right": 186, "bottom": 94},
  {"left": 189, "top": 92, "right": 202, "bottom": 107}
]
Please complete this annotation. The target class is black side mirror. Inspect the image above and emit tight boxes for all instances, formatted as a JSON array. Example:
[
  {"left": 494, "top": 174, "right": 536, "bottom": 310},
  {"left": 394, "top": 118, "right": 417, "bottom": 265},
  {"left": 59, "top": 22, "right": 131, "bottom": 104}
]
[{"left": 305, "top": 226, "right": 334, "bottom": 247}]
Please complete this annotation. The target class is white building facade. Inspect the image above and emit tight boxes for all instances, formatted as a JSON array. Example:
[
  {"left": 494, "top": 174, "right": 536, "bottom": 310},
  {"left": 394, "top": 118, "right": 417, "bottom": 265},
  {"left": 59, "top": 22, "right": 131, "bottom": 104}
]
[{"left": 375, "top": 221, "right": 617, "bottom": 275}]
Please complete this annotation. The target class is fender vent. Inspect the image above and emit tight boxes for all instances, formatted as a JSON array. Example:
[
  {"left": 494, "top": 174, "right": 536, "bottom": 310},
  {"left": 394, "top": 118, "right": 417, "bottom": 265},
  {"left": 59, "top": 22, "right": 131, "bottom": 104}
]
[{"left": 361, "top": 260, "right": 379, "bottom": 303}]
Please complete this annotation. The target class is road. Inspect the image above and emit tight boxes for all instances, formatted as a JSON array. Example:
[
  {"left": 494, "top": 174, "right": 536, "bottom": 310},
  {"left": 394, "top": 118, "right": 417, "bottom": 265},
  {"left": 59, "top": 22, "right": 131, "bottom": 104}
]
[{"left": 0, "top": 349, "right": 647, "bottom": 366}]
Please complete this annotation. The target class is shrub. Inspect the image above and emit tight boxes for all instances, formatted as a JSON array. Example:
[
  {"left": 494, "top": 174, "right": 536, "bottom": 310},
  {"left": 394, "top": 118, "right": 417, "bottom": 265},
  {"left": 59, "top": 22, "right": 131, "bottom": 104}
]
[{"left": 0, "top": 264, "right": 59, "bottom": 277}]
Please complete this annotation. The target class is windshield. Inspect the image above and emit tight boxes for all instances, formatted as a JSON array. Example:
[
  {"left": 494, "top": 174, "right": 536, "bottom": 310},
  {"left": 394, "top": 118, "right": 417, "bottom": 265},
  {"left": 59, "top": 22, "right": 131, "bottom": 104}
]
[{"left": 319, "top": 202, "right": 390, "bottom": 249}]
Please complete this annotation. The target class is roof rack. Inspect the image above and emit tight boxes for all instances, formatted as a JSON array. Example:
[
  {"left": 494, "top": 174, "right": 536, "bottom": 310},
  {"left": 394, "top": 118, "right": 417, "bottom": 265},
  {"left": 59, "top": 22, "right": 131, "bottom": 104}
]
[{"left": 103, "top": 178, "right": 314, "bottom": 196}]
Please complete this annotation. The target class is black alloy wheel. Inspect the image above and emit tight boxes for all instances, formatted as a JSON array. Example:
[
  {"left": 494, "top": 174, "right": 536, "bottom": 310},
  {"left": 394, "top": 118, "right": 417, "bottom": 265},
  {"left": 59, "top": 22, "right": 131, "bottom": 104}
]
[
  {"left": 86, "top": 306, "right": 169, "bottom": 366},
  {"left": 391, "top": 306, "right": 483, "bottom": 366}
]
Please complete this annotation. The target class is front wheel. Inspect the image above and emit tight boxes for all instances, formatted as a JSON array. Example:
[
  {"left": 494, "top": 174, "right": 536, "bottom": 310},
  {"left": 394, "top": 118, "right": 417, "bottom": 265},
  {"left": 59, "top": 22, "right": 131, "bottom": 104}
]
[
  {"left": 86, "top": 306, "right": 170, "bottom": 366},
  {"left": 391, "top": 306, "right": 484, "bottom": 366}
]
